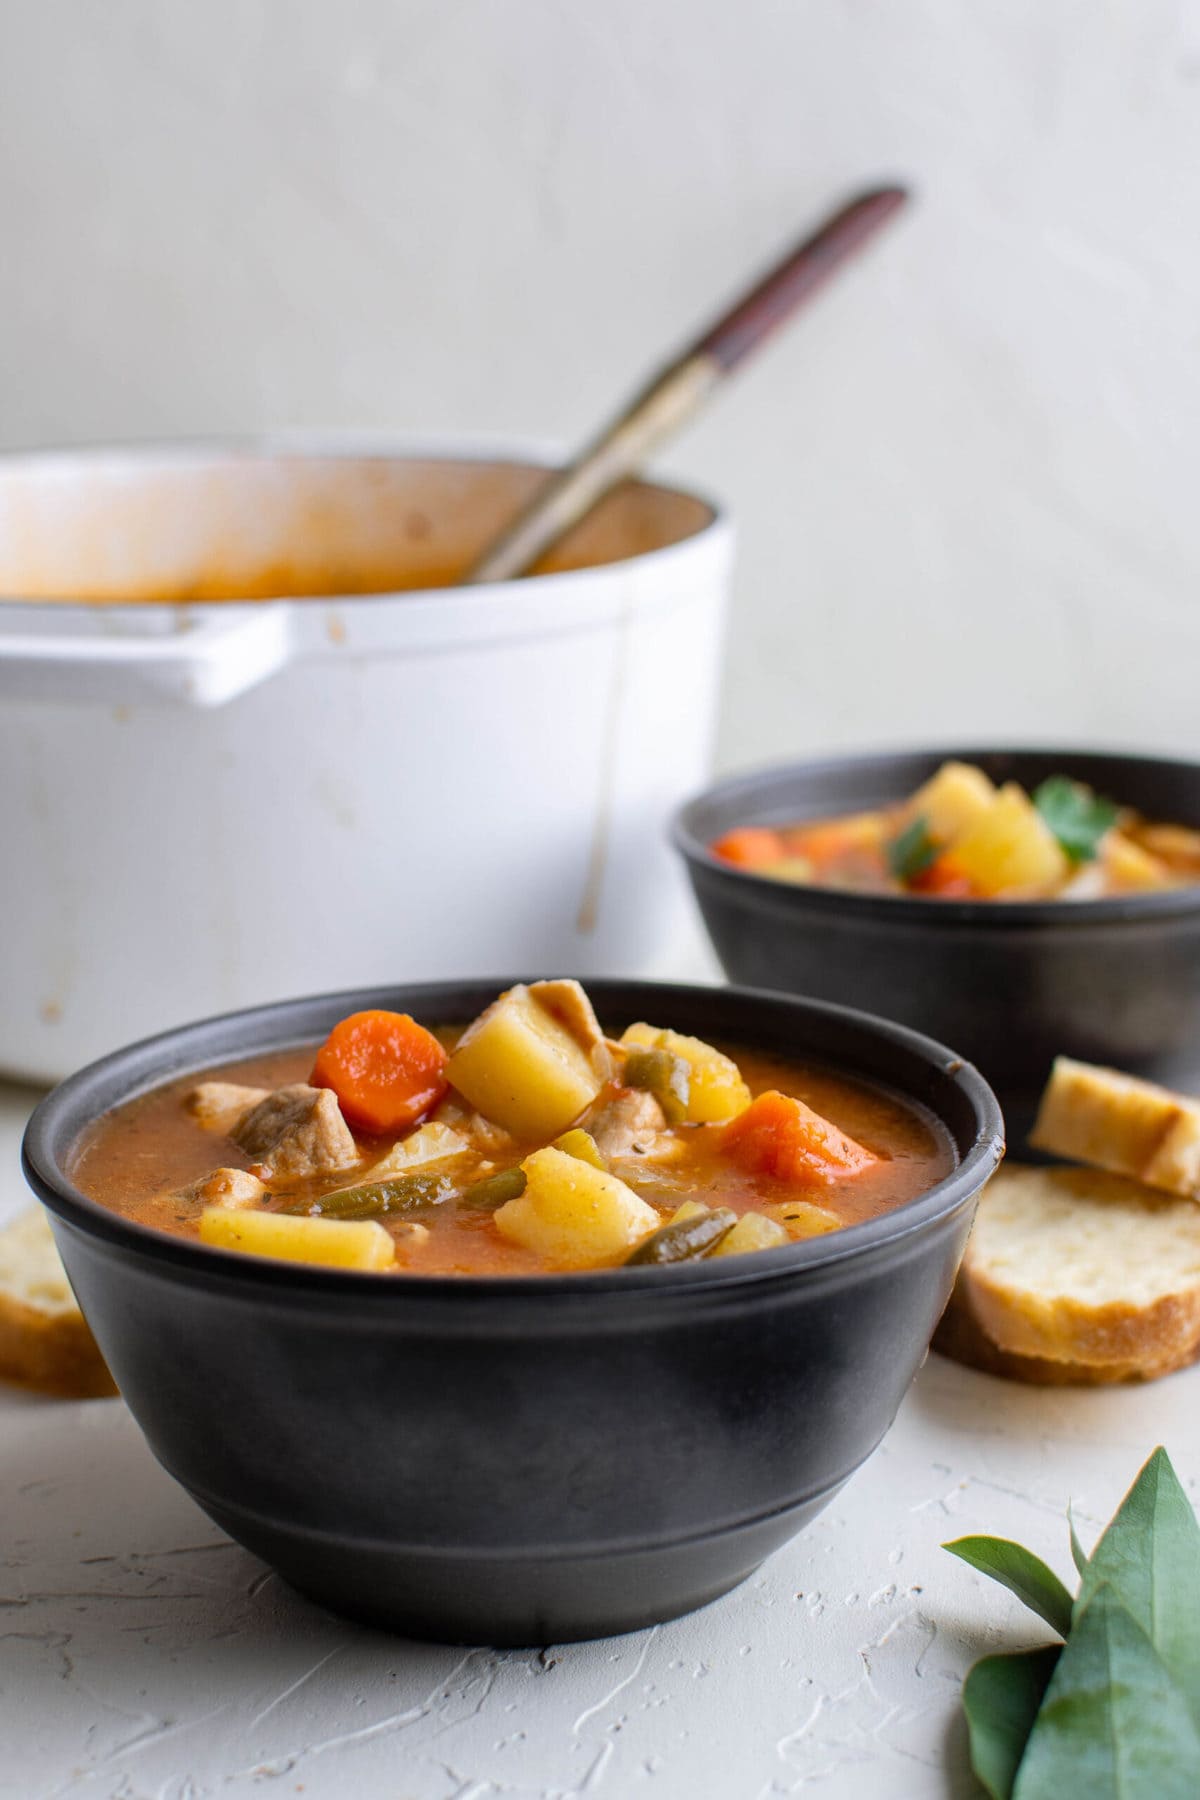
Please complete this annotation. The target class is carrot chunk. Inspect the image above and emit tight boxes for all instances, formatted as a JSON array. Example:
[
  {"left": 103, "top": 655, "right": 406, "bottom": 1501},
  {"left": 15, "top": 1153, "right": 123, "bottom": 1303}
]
[
  {"left": 710, "top": 827, "right": 785, "bottom": 868},
  {"left": 311, "top": 1010, "right": 448, "bottom": 1135},
  {"left": 783, "top": 814, "right": 885, "bottom": 871},
  {"left": 908, "top": 854, "right": 976, "bottom": 898},
  {"left": 719, "top": 1090, "right": 875, "bottom": 1185}
]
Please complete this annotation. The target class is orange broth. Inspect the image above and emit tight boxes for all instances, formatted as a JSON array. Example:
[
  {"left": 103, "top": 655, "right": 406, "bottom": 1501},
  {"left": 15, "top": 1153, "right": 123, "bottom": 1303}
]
[{"left": 69, "top": 1033, "right": 954, "bottom": 1277}]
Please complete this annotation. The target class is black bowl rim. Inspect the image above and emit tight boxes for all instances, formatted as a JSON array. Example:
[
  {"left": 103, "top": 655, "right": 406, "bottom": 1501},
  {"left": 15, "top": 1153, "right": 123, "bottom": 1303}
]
[
  {"left": 672, "top": 744, "right": 1200, "bottom": 928},
  {"left": 22, "top": 976, "right": 1003, "bottom": 1301}
]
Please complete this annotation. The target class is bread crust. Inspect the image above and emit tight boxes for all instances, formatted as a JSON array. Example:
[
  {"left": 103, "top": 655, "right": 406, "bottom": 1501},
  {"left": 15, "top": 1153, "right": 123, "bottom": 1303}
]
[
  {"left": 936, "top": 1162, "right": 1200, "bottom": 1386},
  {"left": 1030, "top": 1056, "right": 1200, "bottom": 1198},
  {"left": 934, "top": 1285, "right": 1200, "bottom": 1386},
  {"left": 0, "top": 1292, "right": 117, "bottom": 1397},
  {"left": 0, "top": 1208, "right": 117, "bottom": 1398},
  {"left": 964, "top": 1260, "right": 1200, "bottom": 1369}
]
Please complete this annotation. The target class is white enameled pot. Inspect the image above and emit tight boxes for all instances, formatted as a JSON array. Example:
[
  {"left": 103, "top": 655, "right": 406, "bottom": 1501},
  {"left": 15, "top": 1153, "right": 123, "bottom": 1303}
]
[{"left": 0, "top": 442, "right": 732, "bottom": 1080}]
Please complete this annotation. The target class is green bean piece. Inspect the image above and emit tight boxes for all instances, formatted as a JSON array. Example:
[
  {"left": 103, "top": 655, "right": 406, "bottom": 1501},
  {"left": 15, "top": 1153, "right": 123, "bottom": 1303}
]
[
  {"left": 622, "top": 1047, "right": 690, "bottom": 1124},
  {"left": 552, "top": 1128, "right": 607, "bottom": 1170},
  {"left": 624, "top": 1207, "right": 737, "bottom": 1266},
  {"left": 460, "top": 1166, "right": 527, "bottom": 1210},
  {"left": 279, "top": 1172, "right": 453, "bottom": 1220}
]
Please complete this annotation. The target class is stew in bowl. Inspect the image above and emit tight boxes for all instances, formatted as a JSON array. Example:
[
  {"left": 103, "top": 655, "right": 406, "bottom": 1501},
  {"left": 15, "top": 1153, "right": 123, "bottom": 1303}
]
[
  {"left": 710, "top": 759, "right": 1200, "bottom": 901},
  {"left": 70, "top": 980, "right": 954, "bottom": 1277},
  {"left": 23, "top": 977, "right": 1002, "bottom": 1642}
]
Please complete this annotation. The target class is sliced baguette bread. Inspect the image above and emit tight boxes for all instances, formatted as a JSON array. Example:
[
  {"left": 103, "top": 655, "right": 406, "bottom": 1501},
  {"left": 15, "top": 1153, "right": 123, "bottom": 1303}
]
[
  {"left": 934, "top": 1163, "right": 1200, "bottom": 1384},
  {"left": 1030, "top": 1056, "right": 1200, "bottom": 1199},
  {"left": 0, "top": 1206, "right": 116, "bottom": 1397},
  {"left": 933, "top": 1296, "right": 1176, "bottom": 1386}
]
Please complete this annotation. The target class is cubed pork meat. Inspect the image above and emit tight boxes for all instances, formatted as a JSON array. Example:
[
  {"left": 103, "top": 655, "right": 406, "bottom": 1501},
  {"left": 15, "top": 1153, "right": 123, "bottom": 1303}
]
[
  {"left": 187, "top": 1082, "right": 270, "bottom": 1135},
  {"left": 528, "top": 978, "right": 616, "bottom": 1081},
  {"left": 587, "top": 1087, "right": 669, "bottom": 1160},
  {"left": 431, "top": 1095, "right": 516, "bottom": 1158},
  {"left": 182, "top": 1167, "right": 266, "bottom": 1210},
  {"left": 232, "top": 1084, "right": 359, "bottom": 1179}
]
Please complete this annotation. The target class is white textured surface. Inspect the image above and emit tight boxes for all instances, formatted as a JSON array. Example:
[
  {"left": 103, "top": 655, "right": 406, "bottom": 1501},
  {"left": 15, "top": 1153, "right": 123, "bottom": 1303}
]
[
  {"left": 4, "top": 7, "right": 1200, "bottom": 1790},
  {"left": 3, "top": 1082, "right": 1198, "bottom": 1799},
  {"left": 2, "top": 3, "right": 1200, "bottom": 767}
]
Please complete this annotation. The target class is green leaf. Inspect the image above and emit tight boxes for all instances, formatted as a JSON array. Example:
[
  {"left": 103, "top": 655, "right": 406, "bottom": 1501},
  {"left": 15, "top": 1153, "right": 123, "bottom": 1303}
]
[
  {"left": 1075, "top": 1446, "right": 1200, "bottom": 1720},
  {"left": 1068, "top": 1507, "right": 1088, "bottom": 1578},
  {"left": 943, "top": 1536, "right": 1075, "bottom": 1639},
  {"left": 1013, "top": 1585, "right": 1200, "bottom": 1799},
  {"left": 888, "top": 813, "right": 938, "bottom": 880},
  {"left": 962, "top": 1647, "right": 1060, "bottom": 1800},
  {"left": 1032, "top": 775, "right": 1118, "bottom": 862}
]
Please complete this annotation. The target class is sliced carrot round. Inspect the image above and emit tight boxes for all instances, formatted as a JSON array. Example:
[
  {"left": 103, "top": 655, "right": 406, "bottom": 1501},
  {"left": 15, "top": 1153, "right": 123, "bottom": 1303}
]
[{"left": 311, "top": 1010, "right": 448, "bottom": 1135}]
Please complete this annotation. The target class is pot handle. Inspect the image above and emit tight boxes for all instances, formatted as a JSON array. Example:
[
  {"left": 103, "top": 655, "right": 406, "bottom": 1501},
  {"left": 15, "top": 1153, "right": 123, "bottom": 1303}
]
[{"left": 0, "top": 604, "right": 293, "bottom": 706}]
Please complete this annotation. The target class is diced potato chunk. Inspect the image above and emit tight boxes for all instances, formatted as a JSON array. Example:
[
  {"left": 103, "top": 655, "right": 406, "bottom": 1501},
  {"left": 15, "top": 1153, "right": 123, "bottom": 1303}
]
[
  {"left": 710, "top": 1211, "right": 791, "bottom": 1257},
  {"left": 369, "top": 1122, "right": 469, "bottom": 1178},
  {"left": 198, "top": 1207, "right": 395, "bottom": 1271},
  {"left": 1136, "top": 824, "right": 1200, "bottom": 872},
  {"left": 447, "top": 985, "right": 604, "bottom": 1139},
  {"left": 768, "top": 1200, "right": 842, "bottom": 1239},
  {"left": 759, "top": 856, "right": 816, "bottom": 886},
  {"left": 1103, "top": 830, "right": 1171, "bottom": 892},
  {"left": 948, "top": 783, "right": 1069, "bottom": 896},
  {"left": 494, "top": 1146, "right": 658, "bottom": 1268},
  {"left": 910, "top": 761, "right": 996, "bottom": 841},
  {"left": 620, "top": 1023, "right": 751, "bottom": 1123}
]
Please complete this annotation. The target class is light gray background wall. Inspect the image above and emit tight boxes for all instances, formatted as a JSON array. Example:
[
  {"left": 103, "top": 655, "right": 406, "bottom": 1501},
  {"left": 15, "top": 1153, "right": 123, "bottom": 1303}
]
[{"left": 2, "top": 1, "right": 1198, "bottom": 771}]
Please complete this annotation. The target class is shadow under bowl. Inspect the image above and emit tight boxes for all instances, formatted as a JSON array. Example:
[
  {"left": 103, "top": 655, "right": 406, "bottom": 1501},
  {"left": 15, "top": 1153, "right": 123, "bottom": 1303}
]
[
  {"left": 674, "top": 747, "right": 1200, "bottom": 1147},
  {"left": 23, "top": 977, "right": 1001, "bottom": 1646}
]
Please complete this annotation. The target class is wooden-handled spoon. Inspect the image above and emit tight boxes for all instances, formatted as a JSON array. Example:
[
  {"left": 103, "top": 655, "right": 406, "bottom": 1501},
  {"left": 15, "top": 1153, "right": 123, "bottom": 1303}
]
[{"left": 466, "top": 184, "right": 909, "bottom": 585}]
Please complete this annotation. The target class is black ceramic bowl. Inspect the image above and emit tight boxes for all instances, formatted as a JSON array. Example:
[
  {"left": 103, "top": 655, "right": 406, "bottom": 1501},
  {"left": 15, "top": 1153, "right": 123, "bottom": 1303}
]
[
  {"left": 675, "top": 748, "right": 1200, "bottom": 1148},
  {"left": 23, "top": 978, "right": 1001, "bottom": 1646}
]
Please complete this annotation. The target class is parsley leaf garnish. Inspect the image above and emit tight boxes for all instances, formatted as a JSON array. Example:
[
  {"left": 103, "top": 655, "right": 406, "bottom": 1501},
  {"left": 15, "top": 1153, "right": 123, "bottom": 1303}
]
[
  {"left": 1032, "top": 776, "right": 1118, "bottom": 863},
  {"left": 888, "top": 814, "right": 938, "bottom": 882}
]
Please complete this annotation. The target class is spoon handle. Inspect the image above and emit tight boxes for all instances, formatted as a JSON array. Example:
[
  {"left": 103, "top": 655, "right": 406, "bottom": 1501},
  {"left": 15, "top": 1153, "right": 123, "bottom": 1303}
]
[{"left": 466, "top": 185, "right": 909, "bottom": 586}]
